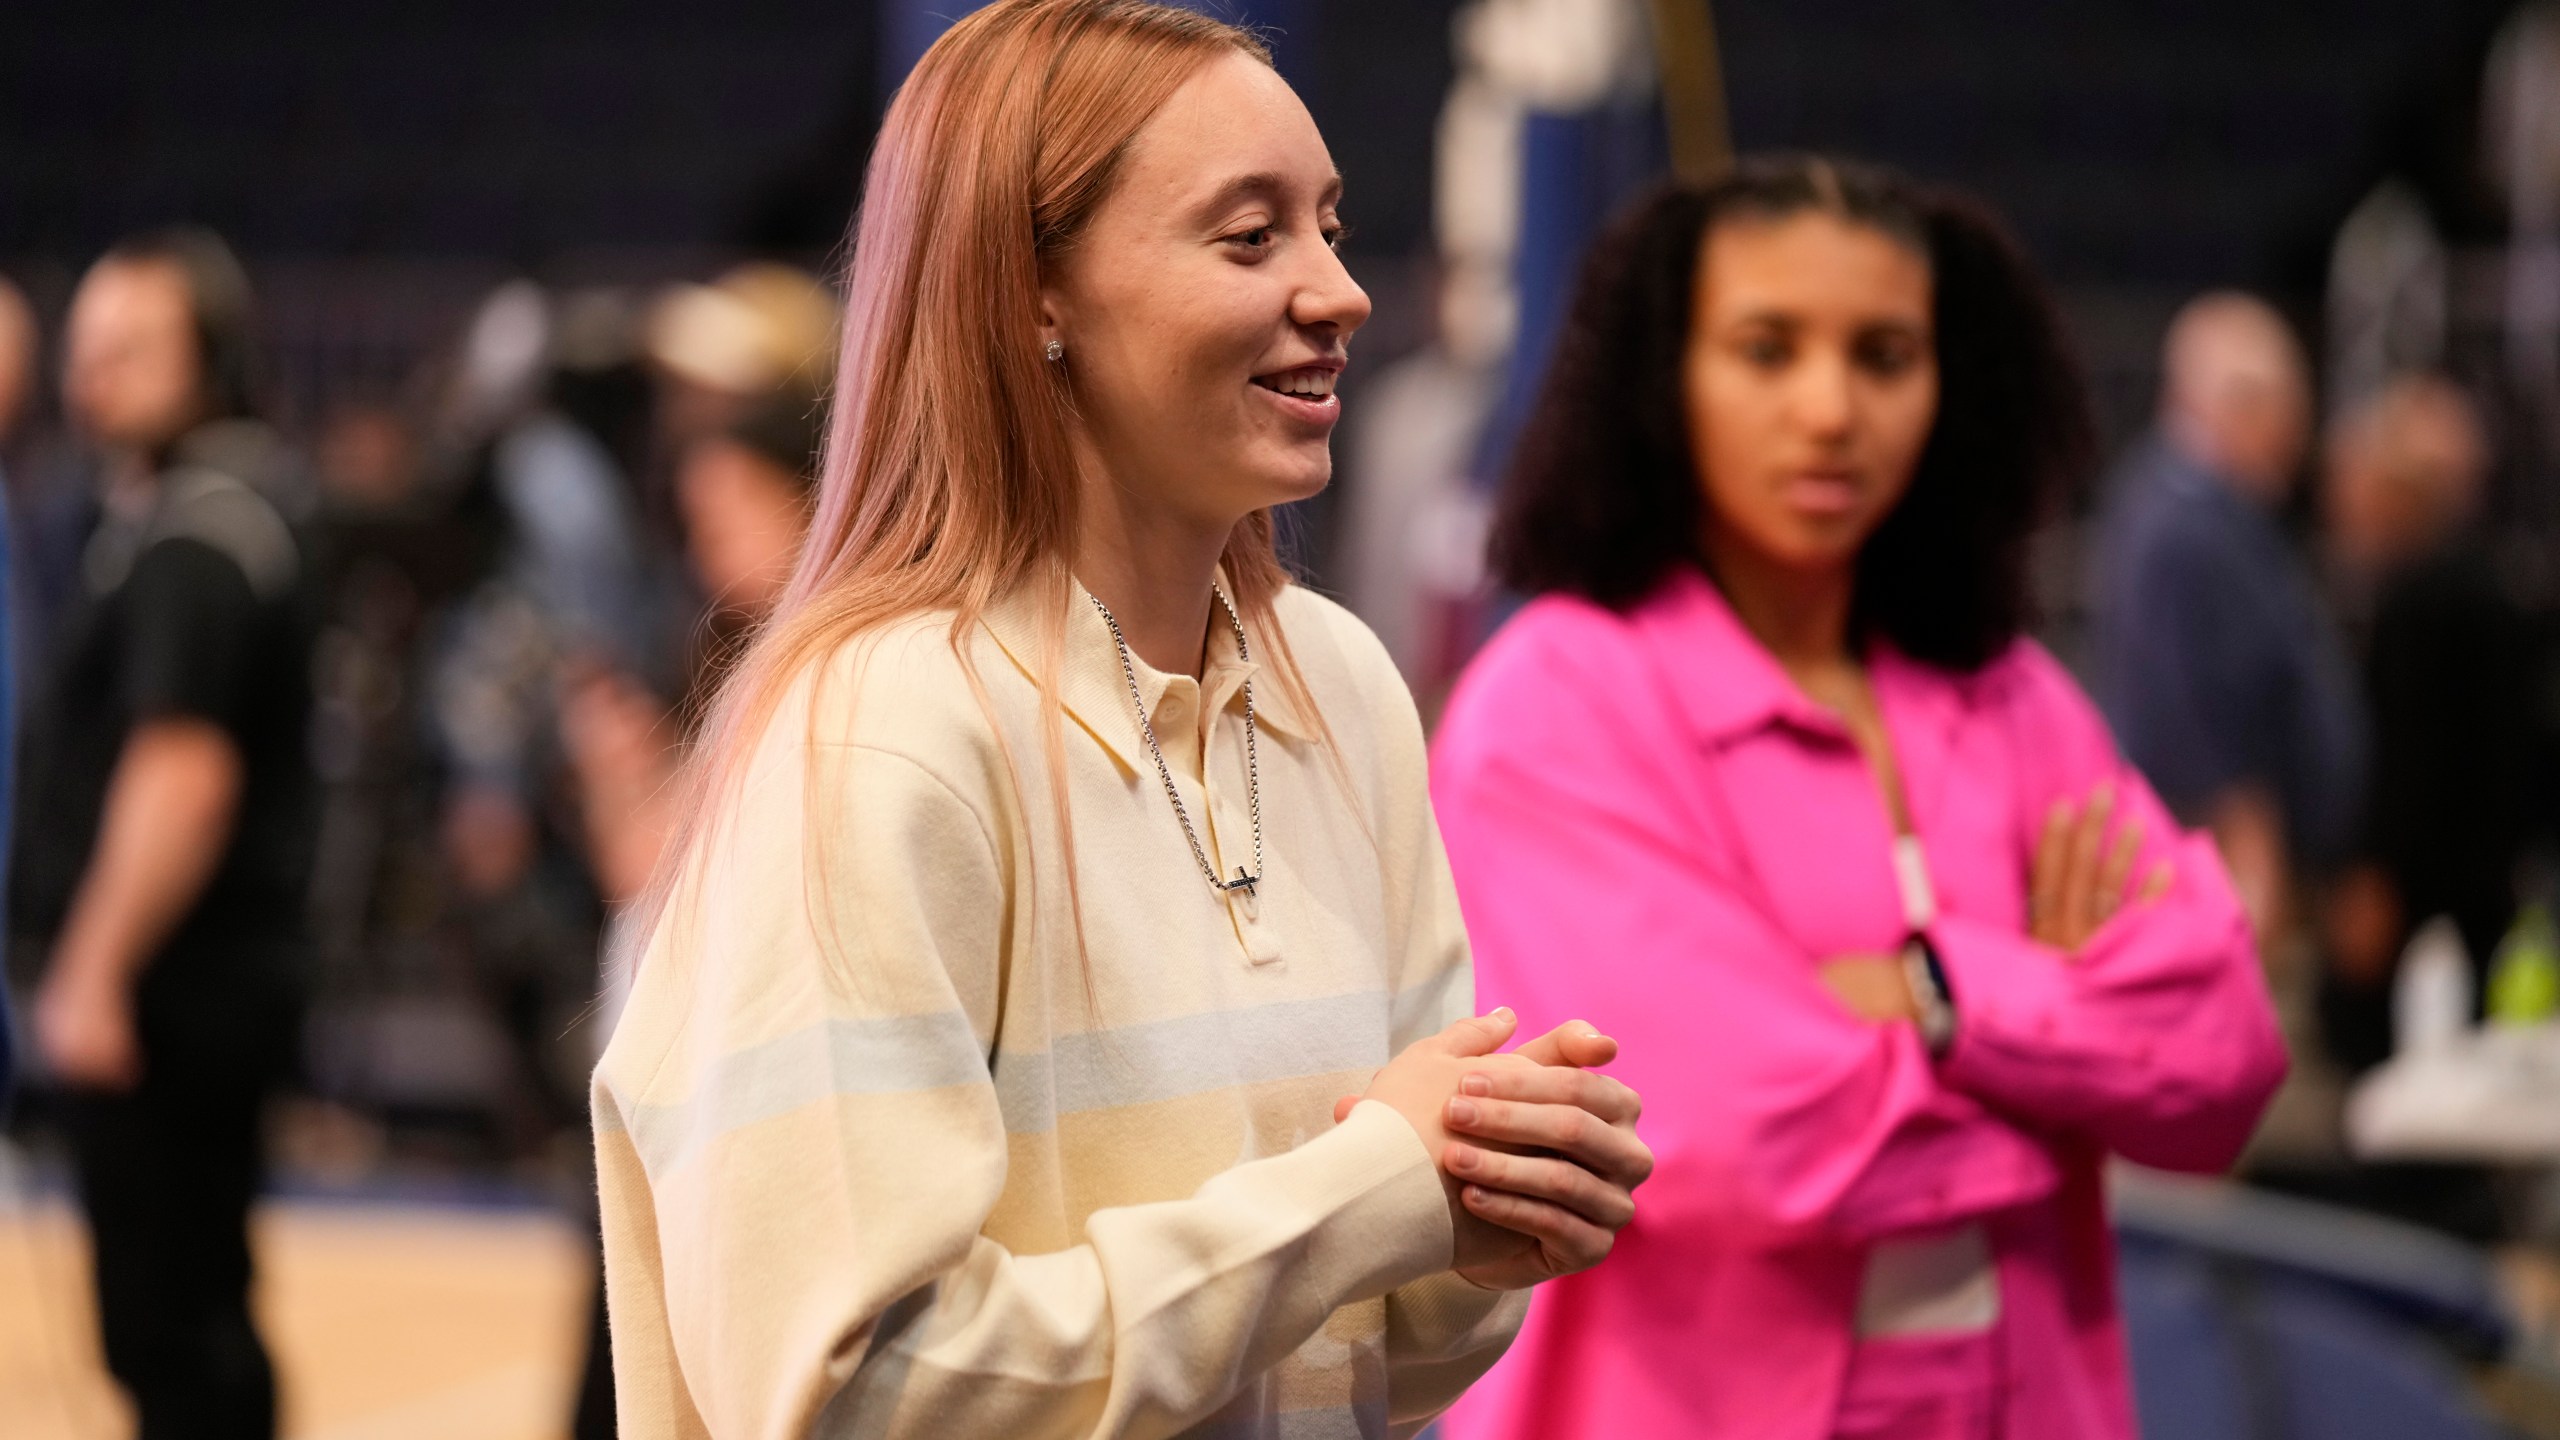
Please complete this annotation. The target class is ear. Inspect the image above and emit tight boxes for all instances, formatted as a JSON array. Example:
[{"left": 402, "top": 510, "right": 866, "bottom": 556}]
[{"left": 1035, "top": 281, "right": 1070, "bottom": 361}]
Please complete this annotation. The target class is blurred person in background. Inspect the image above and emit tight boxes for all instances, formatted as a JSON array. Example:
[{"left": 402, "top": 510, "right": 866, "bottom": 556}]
[
  {"left": 1431, "top": 158, "right": 2286, "bottom": 1440},
  {"left": 426, "top": 281, "right": 672, "bottom": 1152},
  {"left": 2091, "top": 293, "right": 2366, "bottom": 949},
  {"left": 1, "top": 271, "right": 104, "bottom": 750},
  {"left": 2320, "top": 376, "right": 2547, "bottom": 1076},
  {"left": 560, "top": 383, "right": 824, "bottom": 911},
  {"left": 16, "top": 228, "right": 318, "bottom": 1440},
  {"left": 593, "top": 5, "right": 1652, "bottom": 1435},
  {"left": 1336, "top": 259, "right": 1509, "bottom": 700},
  {"left": 564, "top": 257, "right": 841, "bottom": 877},
  {"left": 0, "top": 277, "right": 27, "bottom": 1107},
  {"left": 0, "top": 274, "right": 33, "bottom": 469},
  {"left": 642, "top": 262, "right": 836, "bottom": 469}
]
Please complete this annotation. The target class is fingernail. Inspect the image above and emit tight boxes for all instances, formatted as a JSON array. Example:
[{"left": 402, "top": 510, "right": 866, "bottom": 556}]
[
  {"left": 1465, "top": 1185, "right": 1492, "bottom": 1204},
  {"left": 1462, "top": 1073, "right": 1492, "bottom": 1096},
  {"left": 1447, "top": 1143, "right": 1479, "bottom": 1173},
  {"left": 1582, "top": 1028, "right": 1607, "bottom": 1043},
  {"left": 1449, "top": 1098, "right": 1478, "bottom": 1126},
  {"left": 1490, "top": 1006, "right": 1515, "bottom": 1024}
]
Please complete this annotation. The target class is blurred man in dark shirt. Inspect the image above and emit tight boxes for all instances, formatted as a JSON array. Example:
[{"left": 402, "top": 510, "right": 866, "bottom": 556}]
[
  {"left": 2320, "top": 375, "right": 2547, "bottom": 1070},
  {"left": 2093, "top": 293, "right": 2367, "bottom": 946},
  {"left": 16, "top": 229, "right": 316, "bottom": 1440}
]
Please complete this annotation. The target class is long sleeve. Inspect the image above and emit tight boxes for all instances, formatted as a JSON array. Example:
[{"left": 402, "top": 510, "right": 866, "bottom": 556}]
[
  {"left": 1434, "top": 711, "right": 2059, "bottom": 1249},
  {"left": 1383, "top": 1273, "right": 1526, "bottom": 1439},
  {"left": 1929, "top": 648, "right": 2289, "bottom": 1173},
  {"left": 594, "top": 736, "right": 1457, "bottom": 1440}
]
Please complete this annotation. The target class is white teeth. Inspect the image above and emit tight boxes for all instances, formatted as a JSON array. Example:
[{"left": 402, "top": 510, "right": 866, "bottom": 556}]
[{"left": 1264, "top": 371, "right": 1335, "bottom": 399}]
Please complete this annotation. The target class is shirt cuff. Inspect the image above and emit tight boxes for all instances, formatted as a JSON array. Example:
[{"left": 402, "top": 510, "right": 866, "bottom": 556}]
[
  {"left": 1389, "top": 1269, "right": 1526, "bottom": 1355},
  {"left": 1927, "top": 912, "right": 2078, "bottom": 1105},
  {"left": 1256, "top": 1099, "right": 1458, "bottom": 1302},
  {"left": 1385, "top": 1270, "right": 1531, "bottom": 1431}
]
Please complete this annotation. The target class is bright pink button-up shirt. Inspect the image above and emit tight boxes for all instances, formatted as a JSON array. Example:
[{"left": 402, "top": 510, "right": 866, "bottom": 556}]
[{"left": 1431, "top": 572, "right": 2288, "bottom": 1440}]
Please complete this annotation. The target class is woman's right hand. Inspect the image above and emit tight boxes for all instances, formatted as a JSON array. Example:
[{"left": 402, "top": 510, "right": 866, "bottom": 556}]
[{"left": 2031, "top": 783, "right": 2172, "bottom": 953}]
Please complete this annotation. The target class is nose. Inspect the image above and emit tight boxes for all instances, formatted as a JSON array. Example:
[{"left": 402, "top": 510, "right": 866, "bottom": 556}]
[
  {"left": 1291, "top": 239, "right": 1372, "bottom": 342},
  {"left": 1790, "top": 346, "right": 1855, "bottom": 440}
]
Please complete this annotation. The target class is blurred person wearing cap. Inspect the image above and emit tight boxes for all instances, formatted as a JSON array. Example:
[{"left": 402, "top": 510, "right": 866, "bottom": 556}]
[
  {"left": 643, "top": 262, "right": 836, "bottom": 448},
  {"left": 2319, "top": 377, "right": 2547, "bottom": 1081},
  {"left": 17, "top": 229, "right": 317, "bottom": 1439},
  {"left": 2092, "top": 293, "right": 2367, "bottom": 951},
  {"left": 561, "top": 384, "right": 822, "bottom": 918}
]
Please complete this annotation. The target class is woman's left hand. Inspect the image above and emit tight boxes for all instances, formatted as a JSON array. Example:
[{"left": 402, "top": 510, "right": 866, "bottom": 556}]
[
  {"left": 2031, "top": 784, "right": 2173, "bottom": 953},
  {"left": 1334, "top": 1023, "right": 1653, "bottom": 1290}
]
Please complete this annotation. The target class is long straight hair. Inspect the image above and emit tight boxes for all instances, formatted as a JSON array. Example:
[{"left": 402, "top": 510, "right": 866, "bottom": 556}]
[{"left": 631, "top": 0, "right": 1323, "bottom": 965}]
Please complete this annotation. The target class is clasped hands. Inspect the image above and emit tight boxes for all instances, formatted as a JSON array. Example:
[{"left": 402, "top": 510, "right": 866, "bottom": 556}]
[{"left": 1340, "top": 1007, "right": 1652, "bottom": 1291}]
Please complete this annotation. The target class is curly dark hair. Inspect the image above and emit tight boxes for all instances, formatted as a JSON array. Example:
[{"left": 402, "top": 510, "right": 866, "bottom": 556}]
[{"left": 1488, "top": 154, "right": 2094, "bottom": 671}]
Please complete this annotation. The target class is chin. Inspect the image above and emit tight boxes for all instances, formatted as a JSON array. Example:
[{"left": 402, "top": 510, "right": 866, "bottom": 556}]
[
  {"left": 1763, "top": 528, "right": 1871, "bottom": 573},
  {"left": 1243, "top": 455, "right": 1334, "bottom": 510}
]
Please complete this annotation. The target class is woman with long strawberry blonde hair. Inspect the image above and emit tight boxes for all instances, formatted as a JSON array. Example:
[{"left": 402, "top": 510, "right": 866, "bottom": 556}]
[{"left": 589, "top": 4, "right": 1652, "bottom": 1437}]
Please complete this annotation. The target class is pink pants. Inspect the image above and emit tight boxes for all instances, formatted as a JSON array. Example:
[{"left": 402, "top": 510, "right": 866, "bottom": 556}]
[{"left": 1832, "top": 1331, "right": 2001, "bottom": 1440}]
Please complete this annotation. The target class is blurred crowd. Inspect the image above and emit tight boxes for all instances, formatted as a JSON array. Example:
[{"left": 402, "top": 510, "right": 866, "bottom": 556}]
[
  {"left": 0, "top": 238, "right": 840, "bottom": 1437},
  {"left": 1, "top": 246, "right": 838, "bottom": 1153},
  {"left": 2088, "top": 290, "right": 2560, "bottom": 1250}
]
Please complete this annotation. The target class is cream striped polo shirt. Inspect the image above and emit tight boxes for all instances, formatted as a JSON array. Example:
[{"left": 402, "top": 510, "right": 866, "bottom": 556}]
[{"left": 592, "top": 577, "right": 1526, "bottom": 1440}]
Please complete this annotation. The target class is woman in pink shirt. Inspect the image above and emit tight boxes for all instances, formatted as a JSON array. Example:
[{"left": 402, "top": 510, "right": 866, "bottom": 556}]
[{"left": 1431, "top": 156, "right": 2288, "bottom": 1439}]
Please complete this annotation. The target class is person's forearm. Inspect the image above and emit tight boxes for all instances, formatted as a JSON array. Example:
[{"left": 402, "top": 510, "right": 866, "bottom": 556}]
[
  {"left": 2209, "top": 785, "right": 2291, "bottom": 947},
  {"left": 51, "top": 719, "right": 244, "bottom": 989},
  {"left": 584, "top": 771, "right": 675, "bottom": 908}
]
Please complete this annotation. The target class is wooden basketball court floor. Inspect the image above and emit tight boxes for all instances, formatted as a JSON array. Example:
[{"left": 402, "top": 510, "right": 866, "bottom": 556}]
[{"left": 0, "top": 1195, "right": 591, "bottom": 1440}]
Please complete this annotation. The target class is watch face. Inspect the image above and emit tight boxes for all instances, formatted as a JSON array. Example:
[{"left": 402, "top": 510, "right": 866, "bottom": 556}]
[{"left": 1900, "top": 942, "right": 1955, "bottom": 1052}]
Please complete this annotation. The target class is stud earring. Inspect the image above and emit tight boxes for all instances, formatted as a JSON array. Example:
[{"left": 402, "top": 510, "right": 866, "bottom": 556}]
[{"left": 1044, "top": 339, "right": 1065, "bottom": 363}]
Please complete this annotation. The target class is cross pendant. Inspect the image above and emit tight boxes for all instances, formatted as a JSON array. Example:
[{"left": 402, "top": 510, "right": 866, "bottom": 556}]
[{"left": 1223, "top": 868, "right": 1258, "bottom": 896}]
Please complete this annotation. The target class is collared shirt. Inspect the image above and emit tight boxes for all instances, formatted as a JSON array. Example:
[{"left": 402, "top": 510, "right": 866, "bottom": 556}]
[
  {"left": 2091, "top": 436, "right": 2366, "bottom": 864},
  {"left": 593, "top": 577, "right": 1524, "bottom": 1440},
  {"left": 1430, "top": 570, "right": 2286, "bottom": 1440}
]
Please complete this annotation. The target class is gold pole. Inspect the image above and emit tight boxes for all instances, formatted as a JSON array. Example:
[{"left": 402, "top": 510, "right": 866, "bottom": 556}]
[{"left": 1648, "top": 0, "right": 1733, "bottom": 182}]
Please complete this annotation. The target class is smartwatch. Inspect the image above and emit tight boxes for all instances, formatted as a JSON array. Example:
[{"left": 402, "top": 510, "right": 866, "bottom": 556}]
[{"left": 1900, "top": 932, "right": 1957, "bottom": 1056}]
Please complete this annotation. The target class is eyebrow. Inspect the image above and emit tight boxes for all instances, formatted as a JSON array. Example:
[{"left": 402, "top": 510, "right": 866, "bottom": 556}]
[
  {"left": 1191, "top": 170, "right": 1344, "bottom": 225},
  {"left": 1725, "top": 307, "right": 1929, "bottom": 330}
]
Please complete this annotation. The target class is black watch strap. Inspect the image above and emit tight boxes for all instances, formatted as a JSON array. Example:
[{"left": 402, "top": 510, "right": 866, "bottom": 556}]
[{"left": 1901, "top": 932, "right": 1956, "bottom": 1055}]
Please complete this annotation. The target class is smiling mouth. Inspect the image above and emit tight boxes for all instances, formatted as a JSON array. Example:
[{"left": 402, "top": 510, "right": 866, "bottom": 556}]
[{"left": 1251, "top": 368, "right": 1339, "bottom": 401}]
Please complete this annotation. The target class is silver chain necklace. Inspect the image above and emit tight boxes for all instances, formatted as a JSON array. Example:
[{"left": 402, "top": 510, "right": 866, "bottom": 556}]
[{"left": 1090, "top": 589, "right": 1263, "bottom": 897}]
